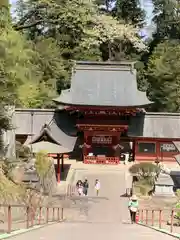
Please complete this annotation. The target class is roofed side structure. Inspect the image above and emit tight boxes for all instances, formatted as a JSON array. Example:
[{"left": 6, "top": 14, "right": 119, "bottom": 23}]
[
  {"left": 54, "top": 61, "right": 152, "bottom": 107},
  {"left": 128, "top": 112, "right": 180, "bottom": 139},
  {"left": 15, "top": 109, "right": 77, "bottom": 151},
  {"left": 15, "top": 109, "right": 55, "bottom": 135}
]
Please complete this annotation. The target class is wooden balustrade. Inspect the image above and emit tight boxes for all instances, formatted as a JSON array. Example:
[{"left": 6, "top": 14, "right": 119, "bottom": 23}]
[
  {"left": 84, "top": 156, "right": 120, "bottom": 164},
  {"left": 0, "top": 204, "right": 64, "bottom": 234},
  {"left": 138, "top": 208, "right": 179, "bottom": 235}
]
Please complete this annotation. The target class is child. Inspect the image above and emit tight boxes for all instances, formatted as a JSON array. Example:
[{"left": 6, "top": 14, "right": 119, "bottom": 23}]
[
  {"left": 95, "top": 179, "right": 100, "bottom": 196},
  {"left": 77, "top": 185, "right": 84, "bottom": 196}
]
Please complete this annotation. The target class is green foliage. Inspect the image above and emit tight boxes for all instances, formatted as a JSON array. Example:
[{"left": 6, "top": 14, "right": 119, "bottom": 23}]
[
  {"left": 129, "top": 162, "right": 160, "bottom": 184},
  {"left": 175, "top": 197, "right": 180, "bottom": 219},
  {"left": 16, "top": 141, "right": 31, "bottom": 161},
  {"left": 114, "top": 0, "right": 145, "bottom": 27},
  {"left": 152, "top": 0, "right": 180, "bottom": 41},
  {"left": 147, "top": 40, "right": 180, "bottom": 112},
  {"left": 0, "top": 107, "right": 11, "bottom": 152},
  {"left": 35, "top": 151, "right": 51, "bottom": 178},
  {"left": 134, "top": 179, "right": 152, "bottom": 196},
  {"left": 0, "top": 165, "right": 25, "bottom": 203},
  {"left": 2, "top": 0, "right": 180, "bottom": 113},
  {"left": 15, "top": 0, "right": 147, "bottom": 59}
]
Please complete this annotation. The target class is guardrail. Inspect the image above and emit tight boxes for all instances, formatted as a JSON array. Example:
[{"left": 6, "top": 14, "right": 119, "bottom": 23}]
[
  {"left": 84, "top": 156, "right": 120, "bottom": 165},
  {"left": 138, "top": 208, "right": 180, "bottom": 235},
  {"left": 67, "top": 185, "right": 76, "bottom": 197},
  {"left": 0, "top": 204, "right": 64, "bottom": 234}
]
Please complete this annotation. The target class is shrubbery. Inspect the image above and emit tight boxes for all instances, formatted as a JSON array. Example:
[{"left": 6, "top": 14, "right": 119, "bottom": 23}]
[
  {"left": 129, "top": 162, "right": 160, "bottom": 196},
  {"left": 129, "top": 162, "right": 160, "bottom": 184}
]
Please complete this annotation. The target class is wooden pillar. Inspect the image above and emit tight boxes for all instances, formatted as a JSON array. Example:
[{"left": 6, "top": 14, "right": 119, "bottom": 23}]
[
  {"left": 83, "top": 131, "right": 88, "bottom": 163},
  {"left": 61, "top": 154, "right": 64, "bottom": 173},
  {"left": 83, "top": 146, "right": 86, "bottom": 163},
  {"left": 132, "top": 139, "right": 136, "bottom": 162},
  {"left": 57, "top": 153, "right": 60, "bottom": 183}
]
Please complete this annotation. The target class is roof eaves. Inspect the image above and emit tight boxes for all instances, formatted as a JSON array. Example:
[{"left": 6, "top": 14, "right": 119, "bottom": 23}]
[
  {"left": 15, "top": 108, "right": 55, "bottom": 113},
  {"left": 30, "top": 126, "right": 60, "bottom": 145},
  {"left": 146, "top": 112, "right": 180, "bottom": 117},
  {"left": 75, "top": 61, "right": 136, "bottom": 66}
]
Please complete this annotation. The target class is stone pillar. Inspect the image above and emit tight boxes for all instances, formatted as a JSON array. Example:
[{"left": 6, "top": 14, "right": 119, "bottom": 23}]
[{"left": 2, "top": 106, "right": 16, "bottom": 160}]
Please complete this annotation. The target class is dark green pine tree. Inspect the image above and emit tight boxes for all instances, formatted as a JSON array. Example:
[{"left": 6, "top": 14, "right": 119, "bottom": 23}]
[
  {"left": 113, "top": 0, "right": 145, "bottom": 27},
  {"left": 0, "top": 0, "right": 12, "bottom": 150},
  {"left": 152, "top": 0, "right": 180, "bottom": 41}
]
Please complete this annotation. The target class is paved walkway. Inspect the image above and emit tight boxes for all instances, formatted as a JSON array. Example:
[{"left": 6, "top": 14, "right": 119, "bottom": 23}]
[{"left": 10, "top": 168, "right": 175, "bottom": 239}]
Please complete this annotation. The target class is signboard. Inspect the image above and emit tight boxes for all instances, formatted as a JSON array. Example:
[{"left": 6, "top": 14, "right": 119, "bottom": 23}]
[
  {"left": 160, "top": 143, "right": 178, "bottom": 152},
  {"left": 92, "top": 136, "right": 112, "bottom": 145}
]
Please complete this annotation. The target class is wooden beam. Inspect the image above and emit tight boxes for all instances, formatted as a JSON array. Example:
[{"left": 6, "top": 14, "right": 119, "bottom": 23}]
[{"left": 57, "top": 154, "right": 60, "bottom": 183}]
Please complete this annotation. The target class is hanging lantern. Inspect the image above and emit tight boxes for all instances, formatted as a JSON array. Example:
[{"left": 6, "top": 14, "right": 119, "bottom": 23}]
[
  {"left": 113, "top": 144, "right": 124, "bottom": 150},
  {"left": 79, "top": 143, "right": 91, "bottom": 149}
]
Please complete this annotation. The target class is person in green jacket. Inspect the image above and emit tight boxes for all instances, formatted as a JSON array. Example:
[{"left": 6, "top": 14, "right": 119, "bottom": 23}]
[{"left": 128, "top": 195, "right": 139, "bottom": 224}]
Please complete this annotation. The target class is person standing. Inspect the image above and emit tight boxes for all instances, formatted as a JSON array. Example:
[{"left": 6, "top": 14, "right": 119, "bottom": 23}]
[
  {"left": 128, "top": 195, "right": 138, "bottom": 224},
  {"left": 83, "top": 178, "right": 89, "bottom": 196},
  {"left": 95, "top": 179, "right": 100, "bottom": 196},
  {"left": 76, "top": 180, "right": 83, "bottom": 196},
  {"left": 76, "top": 180, "right": 82, "bottom": 188}
]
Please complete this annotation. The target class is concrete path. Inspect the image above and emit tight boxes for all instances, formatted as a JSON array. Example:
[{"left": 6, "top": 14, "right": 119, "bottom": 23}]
[{"left": 10, "top": 168, "right": 175, "bottom": 239}]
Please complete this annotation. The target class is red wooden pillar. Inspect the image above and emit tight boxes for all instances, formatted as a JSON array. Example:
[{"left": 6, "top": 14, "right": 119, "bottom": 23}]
[
  {"left": 61, "top": 154, "right": 64, "bottom": 172},
  {"left": 57, "top": 153, "right": 60, "bottom": 183},
  {"left": 132, "top": 139, "right": 136, "bottom": 162},
  {"left": 83, "top": 131, "right": 88, "bottom": 163}
]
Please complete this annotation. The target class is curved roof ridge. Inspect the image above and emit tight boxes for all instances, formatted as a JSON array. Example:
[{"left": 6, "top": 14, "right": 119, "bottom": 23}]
[
  {"left": 48, "top": 118, "right": 77, "bottom": 151},
  {"left": 30, "top": 122, "right": 60, "bottom": 145}
]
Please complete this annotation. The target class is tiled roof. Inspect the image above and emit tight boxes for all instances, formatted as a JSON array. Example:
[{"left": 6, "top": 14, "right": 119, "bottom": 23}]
[
  {"left": 128, "top": 112, "right": 180, "bottom": 138},
  {"left": 14, "top": 109, "right": 77, "bottom": 151},
  {"left": 15, "top": 109, "right": 55, "bottom": 135},
  {"left": 31, "top": 141, "right": 72, "bottom": 154},
  {"left": 54, "top": 61, "right": 152, "bottom": 107}
]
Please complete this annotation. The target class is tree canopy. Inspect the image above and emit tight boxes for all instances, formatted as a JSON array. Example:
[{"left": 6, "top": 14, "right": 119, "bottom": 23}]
[{"left": 0, "top": 0, "right": 179, "bottom": 112}]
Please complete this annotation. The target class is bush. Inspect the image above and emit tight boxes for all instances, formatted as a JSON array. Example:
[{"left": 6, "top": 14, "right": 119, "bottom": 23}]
[
  {"left": 129, "top": 162, "right": 160, "bottom": 184},
  {"left": 35, "top": 151, "right": 51, "bottom": 178},
  {"left": 35, "top": 151, "right": 57, "bottom": 195},
  {"left": 16, "top": 141, "right": 31, "bottom": 161},
  {"left": 134, "top": 179, "right": 153, "bottom": 196}
]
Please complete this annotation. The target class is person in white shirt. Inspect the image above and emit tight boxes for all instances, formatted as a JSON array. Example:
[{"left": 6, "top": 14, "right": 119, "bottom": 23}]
[
  {"left": 77, "top": 185, "right": 84, "bottom": 196},
  {"left": 95, "top": 179, "right": 100, "bottom": 196}
]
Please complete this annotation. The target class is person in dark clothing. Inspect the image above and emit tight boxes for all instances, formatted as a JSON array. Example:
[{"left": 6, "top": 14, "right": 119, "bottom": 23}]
[{"left": 83, "top": 178, "right": 89, "bottom": 196}]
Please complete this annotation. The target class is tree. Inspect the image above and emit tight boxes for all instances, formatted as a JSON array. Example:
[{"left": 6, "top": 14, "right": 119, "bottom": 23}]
[
  {"left": 152, "top": 0, "right": 180, "bottom": 41},
  {"left": 0, "top": 0, "right": 61, "bottom": 108},
  {"left": 113, "top": 0, "right": 146, "bottom": 27},
  {"left": 95, "top": 0, "right": 114, "bottom": 12},
  {"left": 15, "top": 0, "right": 147, "bottom": 62},
  {"left": 147, "top": 40, "right": 180, "bottom": 112}
]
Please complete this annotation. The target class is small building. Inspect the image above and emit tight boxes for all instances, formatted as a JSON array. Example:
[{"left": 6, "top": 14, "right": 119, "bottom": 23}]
[{"left": 14, "top": 61, "right": 180, "bottom": 164}]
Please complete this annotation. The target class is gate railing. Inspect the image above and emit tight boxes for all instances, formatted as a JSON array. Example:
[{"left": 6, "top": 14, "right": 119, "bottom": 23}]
[
  {"left": 138, "top": 208, "right": 180, "bottom": 236},
  {"left": 0, "top": 204, "right": 64, "bottom": 234},
  {"left": 67, "top": 184, "right": 76, "bottom": 197},
  {"left": 0, "top": 185, "right": 79, "bottom": 234},
  {"left": 84, "top": 156, "right": 120, "bottom": 165}
]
